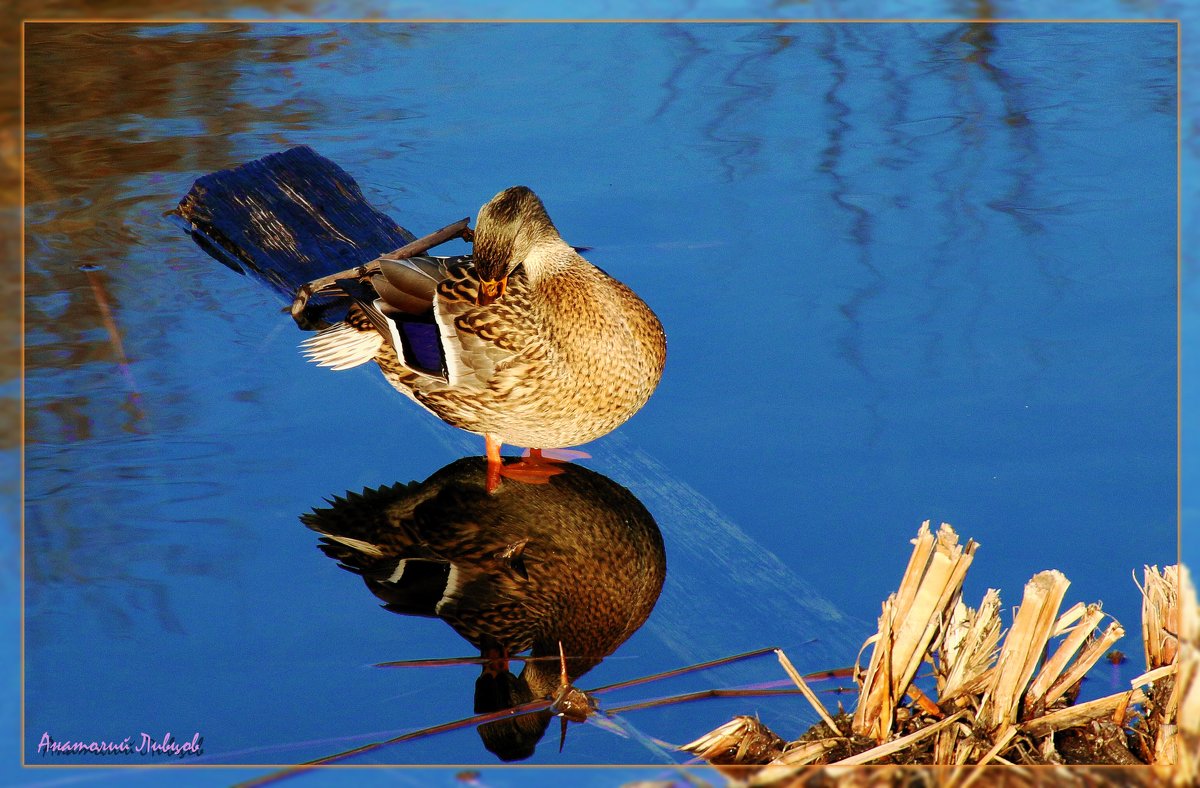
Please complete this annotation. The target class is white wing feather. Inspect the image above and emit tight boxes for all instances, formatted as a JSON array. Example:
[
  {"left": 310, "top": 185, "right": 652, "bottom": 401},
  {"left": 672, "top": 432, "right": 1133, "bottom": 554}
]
[{"left": 299, "top": 322, "right": 384, "bottom": 370}]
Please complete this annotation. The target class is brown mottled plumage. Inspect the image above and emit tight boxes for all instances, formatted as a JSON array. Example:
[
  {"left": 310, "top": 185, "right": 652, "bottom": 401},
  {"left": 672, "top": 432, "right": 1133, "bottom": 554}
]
[{"left": 300, "top": 187, "right": 667, "bottom": 450}]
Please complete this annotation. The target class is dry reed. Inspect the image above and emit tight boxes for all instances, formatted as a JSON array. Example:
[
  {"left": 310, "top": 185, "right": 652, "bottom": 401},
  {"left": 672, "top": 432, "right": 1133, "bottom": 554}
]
[{"left": 679, "top": 523, "right": 1195, "bottom": 786}]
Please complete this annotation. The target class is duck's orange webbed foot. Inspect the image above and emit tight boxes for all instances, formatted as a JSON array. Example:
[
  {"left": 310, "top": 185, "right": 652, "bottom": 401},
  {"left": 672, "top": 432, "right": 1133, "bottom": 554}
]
[
  {"left": 485, "top": 437, "right": 591, "bottom": 492},
  {"left": 500, "top": 448, "right": 591, "bottom": 485},
  {"left": 529, "top": 448, "right": 591, "bottom": 462}
]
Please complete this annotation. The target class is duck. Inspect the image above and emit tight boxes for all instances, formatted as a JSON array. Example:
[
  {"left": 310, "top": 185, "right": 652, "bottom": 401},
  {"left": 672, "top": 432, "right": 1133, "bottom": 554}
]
[
  {"left": 296, "top": 186, "right": 667, "bottom": 481},
  {"left": 302, "top": 456, "right": 667, "bottom": 761}
]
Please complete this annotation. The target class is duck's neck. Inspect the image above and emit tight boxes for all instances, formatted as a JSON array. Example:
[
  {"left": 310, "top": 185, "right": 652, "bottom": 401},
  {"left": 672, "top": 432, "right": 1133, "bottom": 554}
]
[
  {"left": 521, "top": 662, "right": 560, "bottom": 698},
  {"left": 521, "top": 238, "right": 578, "bottom": 281}
]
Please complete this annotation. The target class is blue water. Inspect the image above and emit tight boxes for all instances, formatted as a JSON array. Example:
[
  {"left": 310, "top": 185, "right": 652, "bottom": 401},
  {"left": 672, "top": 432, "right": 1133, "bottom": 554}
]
[{"left": 18, "top": 15, "right": 1182, "bottom": 783}]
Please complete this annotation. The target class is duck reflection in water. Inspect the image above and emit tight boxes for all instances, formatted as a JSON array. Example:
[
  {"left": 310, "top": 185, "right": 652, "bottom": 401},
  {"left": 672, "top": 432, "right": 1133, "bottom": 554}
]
[{"left": 301, "top": 456, "right": 666, "bottom": 761}]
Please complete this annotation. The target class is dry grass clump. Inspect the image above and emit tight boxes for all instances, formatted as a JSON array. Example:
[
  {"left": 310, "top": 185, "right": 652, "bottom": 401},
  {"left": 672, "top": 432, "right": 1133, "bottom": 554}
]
[
  {"left": 680, "top": 522, "right": 1195, "bottom": 785},
  {"left": 1132, "top": 564, "right": 1197, "bottom": 777}
]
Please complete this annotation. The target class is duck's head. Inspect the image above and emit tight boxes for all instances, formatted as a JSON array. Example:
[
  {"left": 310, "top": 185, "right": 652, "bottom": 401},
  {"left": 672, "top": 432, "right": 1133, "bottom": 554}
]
[{"left": 472, "top": 186, "right": 563, "bottom": 305}]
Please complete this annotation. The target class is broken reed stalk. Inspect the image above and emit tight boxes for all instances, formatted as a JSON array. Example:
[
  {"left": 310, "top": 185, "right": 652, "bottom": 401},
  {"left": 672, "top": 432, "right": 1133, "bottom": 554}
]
[
  {"left": 1023, "top": 603, "right": 1104, "bottom": 709},
  {"left": 1040, "top": 621, "right": 1124, "bottom": 709},
  {"left": 1019, "top": 688, "right": 1148, "bottom": 738},
  {"left": 750, "top": 738, "right": 839, "bottom": 781},
  {"left": 678, "top": 522, "right": 1194, "bottom": 780},
  {"left": 1177, "top": 566, "right": 1199, "bottom": 783},
  {"left": 835, "top": 710, "right": 968, "bottom": 766},
  {"left": 775, "top": 648, "right": 842, "bottom": 736},
  {"left": 1141, "top": 564, "right": 1180, "bottom": 670},
  {"left": 976, "top": 570, "right": 1070, "bottom": 735},
  {"left": 938, "top": 588, "right": 1002, "bottom": 705},
  {"left": 1138, "top": 564, "right": 1197, "bottom": 784},
  {"left": 852, "top": 521, "right": 977, "bottom": 742}
]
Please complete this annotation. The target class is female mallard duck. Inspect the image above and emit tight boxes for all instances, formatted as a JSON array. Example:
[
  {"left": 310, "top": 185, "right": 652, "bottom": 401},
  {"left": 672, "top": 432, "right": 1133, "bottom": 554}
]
[
  {"left": 298, "top": 186, "right": 667, "bottom": 472},
  {"left": 303, "top": 456, "right": 667, "bottom": 761}
]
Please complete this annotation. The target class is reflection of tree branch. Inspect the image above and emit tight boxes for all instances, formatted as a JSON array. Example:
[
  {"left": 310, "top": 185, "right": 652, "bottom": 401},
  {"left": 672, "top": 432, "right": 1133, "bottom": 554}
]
[
  {"left": 83, "top": 265, "right": 146, "bottom": 431},
  {"left": 651, "top": 25, "right": 705, "bottom": 122},
  {"left": 23, "top": 23, "right": 335, "bottom": 439},
  {"left": 818, "top": 25, "right": 885, "bottom": 445},
  {"left": 957, "top": 23, "right": 1041, "bottom": 234},
  {"left": 912, "top": 22, "right": 1062, "bottom": 390},
  {"left": 25, "top": 489, "right": 227, "bottom": 641},
  {"left": 23, "top": 21, "right": 343, "bottom": 636},
  {"left": 918, "top": 26, "right": 987, "bottom": 384},
  {"left": 954, "top": 21, "right": 1066, "bottom": 401},
  {"left": 696, "top": 25, "right": 785, "bottom": 183}
]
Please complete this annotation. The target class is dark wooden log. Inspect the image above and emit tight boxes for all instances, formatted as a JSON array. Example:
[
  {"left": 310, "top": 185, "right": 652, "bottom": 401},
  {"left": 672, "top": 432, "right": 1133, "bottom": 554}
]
[
  {"left": 288, "top": 217, "right": 470, "bottom": 326},
  {"left": 171, "top": 146, "right": 470, "bottom": 328}
]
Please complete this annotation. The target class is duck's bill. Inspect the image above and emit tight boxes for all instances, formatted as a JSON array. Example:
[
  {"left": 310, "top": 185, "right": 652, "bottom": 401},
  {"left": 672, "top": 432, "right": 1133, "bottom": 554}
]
[{"left": 477, "top": 276, "right": 508, "bottom": 305}]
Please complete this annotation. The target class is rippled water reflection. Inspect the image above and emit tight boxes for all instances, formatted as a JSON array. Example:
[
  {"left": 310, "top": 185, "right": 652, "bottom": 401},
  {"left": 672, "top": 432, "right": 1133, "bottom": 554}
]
[{"left": 24, "top": 22, "right": 1176, "bottom": 765}]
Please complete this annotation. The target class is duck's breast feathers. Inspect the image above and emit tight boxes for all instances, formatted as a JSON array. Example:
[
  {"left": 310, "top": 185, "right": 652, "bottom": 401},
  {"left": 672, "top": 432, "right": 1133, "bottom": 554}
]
[
  {"left": 616, "top": 277, "right": 667, "bottom": 376},
  {"left": 534, "top": 263, "right": 664, "bottom": 366}
]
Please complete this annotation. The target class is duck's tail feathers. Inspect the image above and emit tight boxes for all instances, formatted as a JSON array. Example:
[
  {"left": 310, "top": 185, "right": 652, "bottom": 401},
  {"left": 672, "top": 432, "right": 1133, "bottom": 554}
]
[
  {"left": 299, "top": 321, "right": 384, "bottom": 370},
  {"left": 301, "top": 482, "right": 437, "bottom": 588},
  {"left": 301, "top": 488, "right": 455, "bottom": 619}
]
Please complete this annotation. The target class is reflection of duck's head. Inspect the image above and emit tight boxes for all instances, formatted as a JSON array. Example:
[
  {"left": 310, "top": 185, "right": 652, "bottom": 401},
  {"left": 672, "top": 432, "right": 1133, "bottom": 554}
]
[{"left": 302, "top": 456, "right": 666, "bottom": 761}]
